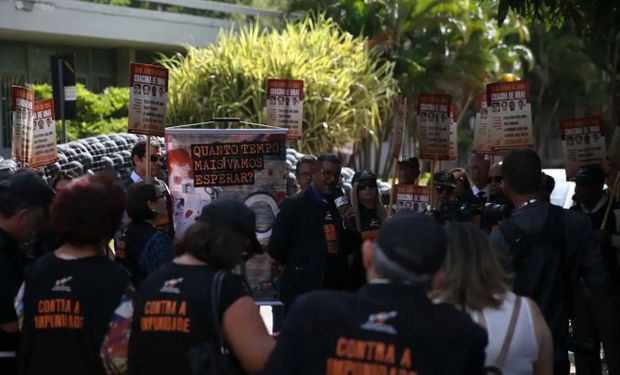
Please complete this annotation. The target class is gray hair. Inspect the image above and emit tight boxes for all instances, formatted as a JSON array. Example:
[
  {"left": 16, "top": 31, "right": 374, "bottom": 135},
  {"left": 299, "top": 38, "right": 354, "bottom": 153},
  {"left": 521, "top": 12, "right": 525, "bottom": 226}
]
[{"left": 373, "top": 245, "right": 433, "bottom": 286}]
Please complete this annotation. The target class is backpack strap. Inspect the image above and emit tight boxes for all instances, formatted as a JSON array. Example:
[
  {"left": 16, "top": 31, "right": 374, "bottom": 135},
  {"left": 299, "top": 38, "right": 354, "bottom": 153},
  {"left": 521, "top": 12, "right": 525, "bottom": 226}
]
[{"left": 494, "top": 296, "right": 522, "bottom": 369}]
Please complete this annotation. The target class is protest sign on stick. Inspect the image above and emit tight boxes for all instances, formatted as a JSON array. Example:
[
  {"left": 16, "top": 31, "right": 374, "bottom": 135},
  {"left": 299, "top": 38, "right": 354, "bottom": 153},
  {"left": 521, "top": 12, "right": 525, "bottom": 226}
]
[
  {"left": 166, "top": 121, "right": 288, "bottom": 295},
  {"left": 11, "top": 86, "right": 35, "bottom": 165},
  {"left": 473, "top": 93, "right": 492, "bottom": 154},
  {"left": 416, "top": 93, "right": 456, "bottom": 161},
  {"left": 391, "top": 184, "right": 431, "bottom": 213},
  {"left": 30, "top": 99, "right": 58, "bottom": 168},
  {"left": 560, "top": 116, "right": 606, "bottom": 179},
  {"left": 391, "top": 96, "right": 407, "bottom": 158},
  {"left": 128, "top": 63, "right": 169, "bottom": 137},
  {"left": 266, "top": 79, "right": 304, "bottom": 140},
  {"left": 487, "top": 80, "right": 533, "bottom": 152},
  {"left": 387, "top": 96, "right": 408, "bottom": 217}
]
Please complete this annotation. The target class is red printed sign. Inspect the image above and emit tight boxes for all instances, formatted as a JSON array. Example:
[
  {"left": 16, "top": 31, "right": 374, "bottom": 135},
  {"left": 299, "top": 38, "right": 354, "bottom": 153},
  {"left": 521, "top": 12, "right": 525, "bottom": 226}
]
[
  {"left": 486, "top": 80, "right": 533, "bottom": 151},
  {"left": 266, "top": 79, "right": 304, "bottom": 140},
  {"left": 128, "top": 63, "right": 169, "bottom": 136},
  {"left": 392, "top": 185, "right": 431, "bottom": 213},
  {"left": 560, "top": 116, "right": 606, "bottom": 178},
  {"left": 416, "top": 93, "right": 456, "bottom": 161},
  {"left": 30, "top": 99, "right": 58, "bottom": 168},
  {"left": 11, "top": 86, "right": 35, "bottom": 164}
]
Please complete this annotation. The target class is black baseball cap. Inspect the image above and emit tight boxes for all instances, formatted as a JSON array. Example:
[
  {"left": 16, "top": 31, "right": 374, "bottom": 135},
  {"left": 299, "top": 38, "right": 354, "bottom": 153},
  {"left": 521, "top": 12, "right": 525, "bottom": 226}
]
[
  {"left": 377, "top": 212, "right": 447, "bottom": 276},
  {"left": 397, "top": 157, "right": 420, "bottom": 170},
  {"left": 196, "top": 199, "right": 263, "bottom": 255},
  {"left": 572, "top": 164, "right": 606, "bottom": 186},
  {"left": 433, "top": 171, "right": 457, "bottom": 188},
  {"left": 352, "top": 170, "right": 377, "bottom": 184}
]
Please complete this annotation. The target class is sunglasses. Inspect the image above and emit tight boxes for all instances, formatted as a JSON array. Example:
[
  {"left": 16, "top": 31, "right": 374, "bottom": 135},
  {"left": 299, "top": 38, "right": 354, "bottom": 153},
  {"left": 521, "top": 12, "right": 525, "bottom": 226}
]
[
  {"left": 358, "top": 182, "right": 377, "bottom": 190},
  {"left": 488, "top": 176, "right": 503, "bottom": 183},
  {"left": 320, "top": 169, "right": 341, "bottom": 180},
  {"left": 435, "top": 186, "right": 454, "bottom": 194},
  {"left": 150, "top": 155, "right": 164, "bottom": 163}
]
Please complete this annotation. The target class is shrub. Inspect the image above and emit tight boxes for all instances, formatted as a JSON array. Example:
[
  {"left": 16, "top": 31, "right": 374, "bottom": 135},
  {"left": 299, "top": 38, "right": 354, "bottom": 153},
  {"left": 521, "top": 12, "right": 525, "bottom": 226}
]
[
  {"left": 30, "top": 83, "right": 129, "bottom": 142},
  {"left": 161, "top": 15, "right": 398, "bottom": 155}
]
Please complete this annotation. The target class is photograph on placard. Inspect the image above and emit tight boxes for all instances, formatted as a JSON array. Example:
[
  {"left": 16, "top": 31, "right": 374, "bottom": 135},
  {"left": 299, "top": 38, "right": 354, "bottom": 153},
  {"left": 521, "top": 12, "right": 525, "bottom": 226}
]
[
  {"left": 560, "top": 116, "right": 607, "bottom": 179},
  {"left": 11, "top": 86, "right": 35, "bottom": 164},
  {"left": 128, "top": 63, "right": 169, "bottom": 137},
  {"left": 30, "top": 99, "right": 58, "bottom": 168},
  {"left": 416, "top": 93, "right": 455, "bottom": 161},
  {"left": 487, "top": 80, "right": 534, "bottom": 152},
  {"left": 266, "top": 79, "right": 304, "bottom": 140},
  {"left": 392, "top": 185, "right": 431, "bottom": 213}
]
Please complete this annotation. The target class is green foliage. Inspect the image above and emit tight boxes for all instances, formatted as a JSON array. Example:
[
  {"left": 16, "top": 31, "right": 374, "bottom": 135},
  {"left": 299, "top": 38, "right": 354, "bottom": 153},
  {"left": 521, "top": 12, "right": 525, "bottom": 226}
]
[
  {"left": 29, "top": 83, "right": 129, "bottom": 142},
  {"left": 288, "top": 0, "right": 532, "bottom": 167},
  {"left": 161, "top": 16, "right": 398, "bottom": 155}
]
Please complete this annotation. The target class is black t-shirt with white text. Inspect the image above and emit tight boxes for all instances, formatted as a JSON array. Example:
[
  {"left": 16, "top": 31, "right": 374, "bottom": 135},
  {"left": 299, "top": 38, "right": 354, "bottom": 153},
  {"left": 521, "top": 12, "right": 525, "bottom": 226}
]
[
  {"left": 259, "top": 283, "right": 487, "bottom": 375},
  {"left": 19, "top": 252, "right": 131, "bottom": 375},
  {"left": 128, "top": 263, "right": 250, "bottom": 375}
]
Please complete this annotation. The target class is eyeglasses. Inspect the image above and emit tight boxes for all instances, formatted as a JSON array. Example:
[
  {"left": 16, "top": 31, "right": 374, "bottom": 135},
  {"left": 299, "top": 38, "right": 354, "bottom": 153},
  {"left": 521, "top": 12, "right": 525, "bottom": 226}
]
[
  {"left": 320, "top": 169, "right": 341, "bottom": 180},
  {"left": 358, "top": 182, "right": 377, "bottom": 190},
  {"left": 434, "top": 186, "right": 454, "bottom": 194},
  {"left": 296, "top": 172, "right": 312, "bottom": 179},
  {"left": 150, "top": 155, "right": 164, "bottom": 163},
  {"left": 488, "top": 176, "right": 503, "bottom": 183}
]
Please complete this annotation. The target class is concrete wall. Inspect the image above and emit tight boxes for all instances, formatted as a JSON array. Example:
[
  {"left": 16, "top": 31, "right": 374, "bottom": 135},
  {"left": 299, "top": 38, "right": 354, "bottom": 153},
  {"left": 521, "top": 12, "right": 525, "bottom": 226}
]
[{"left": 0, "top": 0, "right": 231, "bottom": 48}]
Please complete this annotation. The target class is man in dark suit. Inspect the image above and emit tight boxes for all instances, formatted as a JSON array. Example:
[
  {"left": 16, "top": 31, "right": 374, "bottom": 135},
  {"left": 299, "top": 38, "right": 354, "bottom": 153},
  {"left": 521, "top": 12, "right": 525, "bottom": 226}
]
[{"left": 269, "top": 153, "right": 351, "bottom": 313}]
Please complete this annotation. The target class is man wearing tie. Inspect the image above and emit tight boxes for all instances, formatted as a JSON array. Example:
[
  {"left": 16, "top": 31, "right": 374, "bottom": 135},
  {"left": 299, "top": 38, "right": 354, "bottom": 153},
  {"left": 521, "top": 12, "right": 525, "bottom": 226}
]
[{"left": 461, "top": 154, "right": 490, "bottom": 205}]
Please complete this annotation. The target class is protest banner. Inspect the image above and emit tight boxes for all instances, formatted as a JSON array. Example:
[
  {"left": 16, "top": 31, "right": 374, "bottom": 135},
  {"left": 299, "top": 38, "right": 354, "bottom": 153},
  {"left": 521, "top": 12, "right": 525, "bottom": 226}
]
[
  {"left": 473, "top": 93, "right": 492, "bottom": 154},
  {"left": 128, "top": 63, "right": 169, "bottom": 137},
  {"left": 487, "top": 80, "right": 534, "bottom": 151},
  {"left": 391, "top": 185, "right": 431, "bottom": 213},
  {"left": 560, "top": 116, "right": 607, "bottom": 179},
  {"left": 391, "top": 96, "right": 407, "bottom": 158},
  {"left": 11, "top": 86, "right": 34, "bottom": 165},
  {"left": 266, "top": 79, "right": 304, "bottom": 140},
  {"left": 30, "top": 99, "right": 58, "bottom": 168},
  {"left": 166, "top": 122, "right": 288, "bottom": 295},
  {"left": 416, "top": 93, "right": 455, "bottom": 161}
]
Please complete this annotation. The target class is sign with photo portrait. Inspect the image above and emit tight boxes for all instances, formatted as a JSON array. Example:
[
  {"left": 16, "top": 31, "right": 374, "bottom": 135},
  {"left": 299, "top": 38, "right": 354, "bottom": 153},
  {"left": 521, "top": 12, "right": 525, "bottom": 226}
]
[
  {"left": 487, "top": 80, "right": 534, "bottom": 151},
  {"left": 266, "top": 79, "right": 304, "bottom": 140},
  {"left": 416, "top": 93, "right": 456, "bottom": 161},
  {"left": 128, "top": 63, "right": 169, "bottom": 137},
  {"left": 561, "top": 116, "right": 607, "bottom": 179}
]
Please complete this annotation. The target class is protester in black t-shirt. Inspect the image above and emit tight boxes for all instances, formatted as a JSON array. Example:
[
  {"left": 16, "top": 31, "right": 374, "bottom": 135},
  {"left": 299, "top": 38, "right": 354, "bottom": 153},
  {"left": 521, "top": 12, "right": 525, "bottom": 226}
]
[
  {"left": 348, "top": 170, "right": 386, "bottom": 289},
  {"left": 259, "top": 212, "right": 487, "bottom": 375},
  {"left": 0, "top": 172, "right": 53, "bottom": 375},
  {"left": 128, "top": 199, "right": 274, "bottom": 375},
  {"left": 116, "top": 182, "right": 173, "bottom": 287},
  {"left": 17, "top": 172, "right": 132, "bottom": 375}
]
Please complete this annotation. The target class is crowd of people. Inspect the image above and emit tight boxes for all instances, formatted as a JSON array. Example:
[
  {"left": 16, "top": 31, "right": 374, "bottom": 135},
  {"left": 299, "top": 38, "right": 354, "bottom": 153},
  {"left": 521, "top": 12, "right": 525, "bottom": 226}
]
[{"left": 0, "top": 140, "right": 618, "bottom": 375}]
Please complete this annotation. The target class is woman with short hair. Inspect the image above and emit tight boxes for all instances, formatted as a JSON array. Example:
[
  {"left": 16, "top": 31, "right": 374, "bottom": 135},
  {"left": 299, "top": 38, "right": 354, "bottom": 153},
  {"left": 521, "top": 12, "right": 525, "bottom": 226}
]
[
  {"left": 432, "top": 222, "right": 553, "bottom": 375},
  {"left": 17, "top": 172, "right": 132, "bottom": 375},
  {"left": 115, "top": 181, "right": 173, "bottom": 287},
  {"left": 127, "top": 199, "right": 275, "bottom": 375}
]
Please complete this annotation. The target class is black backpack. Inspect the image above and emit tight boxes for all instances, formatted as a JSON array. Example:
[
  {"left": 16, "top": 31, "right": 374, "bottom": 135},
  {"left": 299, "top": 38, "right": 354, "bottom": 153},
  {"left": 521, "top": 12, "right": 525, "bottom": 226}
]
[{"left": 498, "top": 204, "right": 572, "bottom": 315}]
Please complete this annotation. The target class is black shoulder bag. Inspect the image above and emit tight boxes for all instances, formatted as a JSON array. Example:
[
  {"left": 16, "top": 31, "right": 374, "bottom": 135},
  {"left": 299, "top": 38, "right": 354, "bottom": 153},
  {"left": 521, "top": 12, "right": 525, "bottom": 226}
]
[{"left": 187, "top": 270, "right": 246, "bottom": 375}]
